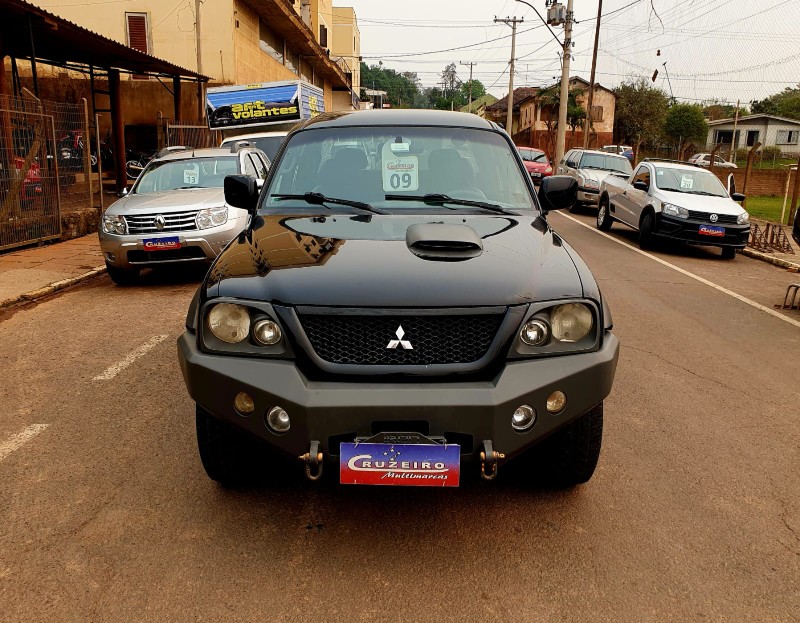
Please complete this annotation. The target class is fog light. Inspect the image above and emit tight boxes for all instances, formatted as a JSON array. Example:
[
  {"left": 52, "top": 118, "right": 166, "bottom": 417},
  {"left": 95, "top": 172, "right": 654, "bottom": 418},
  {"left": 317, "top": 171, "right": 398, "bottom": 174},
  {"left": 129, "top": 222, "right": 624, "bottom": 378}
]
[
  {"left": 547, "top": 391, "right": 567, "bottom": 414},
  {"left": 234, "top": 391, "right": 255, "bottom": 415},
  {"left": 266, "top": 406, "right": 290, "bottom": 433},
  {"left": 512, "top": 404, "right": 536, "bottom": 432},
  {"left": 104, "top": 252, "right": 116, "bottom": 262},
  {"left": 253, "top": 319, "right": 282, "bottom": 346}
]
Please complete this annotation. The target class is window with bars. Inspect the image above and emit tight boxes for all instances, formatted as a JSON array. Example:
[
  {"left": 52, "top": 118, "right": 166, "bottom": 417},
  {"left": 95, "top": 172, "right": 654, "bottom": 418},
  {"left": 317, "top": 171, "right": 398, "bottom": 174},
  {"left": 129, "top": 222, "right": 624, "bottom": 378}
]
[{"left": 126, "top": 13, "right": 150, "bottom": 79}]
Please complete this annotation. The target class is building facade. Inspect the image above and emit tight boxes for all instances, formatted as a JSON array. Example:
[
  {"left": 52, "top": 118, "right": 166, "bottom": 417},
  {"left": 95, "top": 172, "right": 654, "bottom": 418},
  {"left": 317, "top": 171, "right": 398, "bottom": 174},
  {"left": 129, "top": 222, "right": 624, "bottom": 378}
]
[{"left": 707, "top": 114, "right": 800, "bottom": 156}]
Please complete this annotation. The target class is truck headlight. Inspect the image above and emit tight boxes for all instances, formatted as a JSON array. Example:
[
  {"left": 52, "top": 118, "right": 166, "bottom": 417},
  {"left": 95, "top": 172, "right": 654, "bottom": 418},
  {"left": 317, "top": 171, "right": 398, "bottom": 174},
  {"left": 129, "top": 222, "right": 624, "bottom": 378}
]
[
  {"left": 102, "top": 214, "right": 127, "bottom": 235},
  {"left": 196, "top": 206, "right": 228, "bottom": 229},
  {"left": 583, "top": 179, "right": 599, "bottom": 189},
  {"left": 737, "top": 212, "right": 749, "bottom": 225},
  {"left": 551, "top": 303, "right": 593, "bottom": 343},
  {"left": 207, "top": 303, "right": 250, "bottom": 343},
  {"left": 662, "top": 203, "right": 689, "bottom": 219}
]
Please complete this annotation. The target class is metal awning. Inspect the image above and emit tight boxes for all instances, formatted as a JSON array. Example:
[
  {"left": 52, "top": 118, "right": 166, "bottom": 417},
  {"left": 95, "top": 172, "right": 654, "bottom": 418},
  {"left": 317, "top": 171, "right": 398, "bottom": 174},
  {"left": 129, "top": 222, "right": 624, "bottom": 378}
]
[{"left": 0, "top": 0, "right": 209, "bottom": 81}]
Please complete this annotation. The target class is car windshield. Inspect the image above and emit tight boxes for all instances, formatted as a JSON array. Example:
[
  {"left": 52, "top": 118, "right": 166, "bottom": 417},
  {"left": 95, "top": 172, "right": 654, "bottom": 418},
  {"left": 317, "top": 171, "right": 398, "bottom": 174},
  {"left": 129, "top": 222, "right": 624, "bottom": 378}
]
[
  {"left": 263, "top": 126, "right": 534, "bottom": 212},
  {"left": 225, "top": 136, "right": 284, "bottom": 160},
  {"left": 579, "top": 153, "right": 632, "bottom": 175},
  {"left": 518, "top": 149, "right": 548, "bottom": 163},
  {"left": 133, "top": 157, "right": 239, "bottom": 194},
  {"left": 654, "top": 167, "right": 728, "bottom": 197}
]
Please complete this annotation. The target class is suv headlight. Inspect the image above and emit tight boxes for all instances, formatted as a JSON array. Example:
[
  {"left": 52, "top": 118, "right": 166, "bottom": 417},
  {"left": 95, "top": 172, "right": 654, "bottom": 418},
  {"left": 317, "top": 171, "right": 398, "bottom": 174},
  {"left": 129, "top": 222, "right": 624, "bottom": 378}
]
[
  {"left": 196, "top": 206, "right": 228, "bottom": 230},
  {"left": 662, "top": 203, "right": 689, "bottom": 219},
  {"left": 583, "top": 179, "right": 599, "bottom": 189},
  {"left": 512, "top": 301, "right": 598, "bottom": 358},
  {"left": 737, "top": 212, "right": 749, "bottom": 225},
  {"left": 102, "top": 214, "right": 127, "bottom": 235},
  {"left": 207, "top": 303, "right": 250, "bottom": 343},
  {"left": 551, "top": 303, "right": 593, "bottom": 342}
]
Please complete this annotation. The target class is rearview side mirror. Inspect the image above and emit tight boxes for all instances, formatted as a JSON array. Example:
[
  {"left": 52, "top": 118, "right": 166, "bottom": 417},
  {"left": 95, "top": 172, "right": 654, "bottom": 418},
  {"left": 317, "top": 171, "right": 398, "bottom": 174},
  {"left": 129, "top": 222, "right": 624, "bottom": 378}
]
[
  {"left": 727, "top": 173, "right": 736, "bottom": 196},
  {"left": 632, "top": 181, "right": 649, "bottom": 192},
  {"left": 731, "top": 192, "right": 745, "bottom": 202},
  {"left": 224, "top": 175, "right": 259, "bottom": 214},
  {"left": 538, "top": 175, "right": 577, "bottom": 212}
]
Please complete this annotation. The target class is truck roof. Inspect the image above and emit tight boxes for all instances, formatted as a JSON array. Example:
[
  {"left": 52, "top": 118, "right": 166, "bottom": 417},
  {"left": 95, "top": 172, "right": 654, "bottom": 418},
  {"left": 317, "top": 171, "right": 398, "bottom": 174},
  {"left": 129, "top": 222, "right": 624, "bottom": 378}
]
[{"left": 294, "top": 109, "right": 498, "bottom": 132}]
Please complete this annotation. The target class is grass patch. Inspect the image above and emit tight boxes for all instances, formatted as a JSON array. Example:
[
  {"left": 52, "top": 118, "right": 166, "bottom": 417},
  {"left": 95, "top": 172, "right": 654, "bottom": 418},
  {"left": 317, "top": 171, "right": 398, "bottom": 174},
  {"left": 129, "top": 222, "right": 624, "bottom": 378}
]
[
  {"left": 735, "top": 157, "right": 798, "bottom": 170},
  {"left": 744, "top": 195, "right": 794, "bottom": 223}
]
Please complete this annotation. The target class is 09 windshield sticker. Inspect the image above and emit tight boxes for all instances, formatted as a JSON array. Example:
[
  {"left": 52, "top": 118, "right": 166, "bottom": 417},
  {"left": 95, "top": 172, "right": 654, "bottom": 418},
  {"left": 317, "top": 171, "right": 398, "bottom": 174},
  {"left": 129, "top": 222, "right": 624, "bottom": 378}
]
[{"left": 381, "top": 142, "right": 418, "bottom": 192}]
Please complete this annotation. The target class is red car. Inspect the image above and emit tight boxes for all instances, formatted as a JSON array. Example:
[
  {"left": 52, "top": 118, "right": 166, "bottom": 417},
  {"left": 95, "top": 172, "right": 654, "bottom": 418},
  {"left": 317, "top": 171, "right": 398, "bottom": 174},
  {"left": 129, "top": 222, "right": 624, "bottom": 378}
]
[
  {"left": 0, "top": 156, "right": 43, "bottom": 209},
  {"left": 517, "top": 147, "right": 553, "bottom": 183}
]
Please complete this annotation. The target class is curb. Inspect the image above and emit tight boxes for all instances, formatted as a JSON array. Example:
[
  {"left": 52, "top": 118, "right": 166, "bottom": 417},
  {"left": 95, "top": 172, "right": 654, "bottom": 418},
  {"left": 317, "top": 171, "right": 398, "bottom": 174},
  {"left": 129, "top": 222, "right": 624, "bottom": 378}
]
[
  {"left": 741, "top": 248, "right": 800, "bottom": 272},
  {"left": 0, "top": 265, "right": 107, "bottom": 309}
]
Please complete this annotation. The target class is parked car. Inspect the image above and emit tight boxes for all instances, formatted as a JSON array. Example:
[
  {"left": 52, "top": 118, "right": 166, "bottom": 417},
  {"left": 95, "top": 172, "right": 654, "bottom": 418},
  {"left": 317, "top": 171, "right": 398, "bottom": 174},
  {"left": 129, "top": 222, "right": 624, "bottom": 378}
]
[
  {"left": 517, "top": 147, "right": 553, "bottom": 183},
  {"left": 558, "top": 148, "right": 633, "bottom": 209},
  {"left": 601, "top": 144, "right": 634, "bottom": 162},
  {"left": 597, "top": 159, "right": 750, "bottom": 259},
  {"left": 178, "top": 109, "right": 620, "bottom": 490},
  {"left": 98, "top": 143, "right": 270, "bottom": 285},
  {"left": 0, "top": 156, "right": 43, "bottom": 210},
  {"left": 688, "top": 153, "right": 737, "bottom": 169},
  {"left": 220, "top": 130, "right": 287, "bottom": 162}
]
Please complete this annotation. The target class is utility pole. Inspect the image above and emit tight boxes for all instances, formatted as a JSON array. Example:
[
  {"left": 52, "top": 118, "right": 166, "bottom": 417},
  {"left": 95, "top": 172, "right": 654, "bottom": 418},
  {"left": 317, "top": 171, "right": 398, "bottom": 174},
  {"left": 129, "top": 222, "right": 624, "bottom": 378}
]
[
  {"left": 554, "top": 0, "right": 573, "bottom": 167},
  {"left": 460, "top": 61, "right": 477, "bottom": 110},
  {"left": 195, "top": 0, "right": 204, "bottom": 121},
  {"left": 495, "top": 16, "right": 523, "bottom": 136},
  {"left": 731, "top": 99, "right": 741, "bottom": 162},
  {"left": 583, "top": 0, "right": 602, "bottom": 149}
]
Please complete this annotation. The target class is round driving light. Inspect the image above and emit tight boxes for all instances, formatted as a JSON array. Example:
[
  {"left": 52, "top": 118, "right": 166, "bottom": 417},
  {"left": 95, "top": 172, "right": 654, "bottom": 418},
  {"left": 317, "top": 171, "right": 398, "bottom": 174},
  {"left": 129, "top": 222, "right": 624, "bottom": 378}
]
[
  {"left": 253, "top": 319, "right": 282, "bottom": 346},
  {"left": 551, "top": 303, "right": 593, "bottom": 343},
  {"left": 234, "top": 391, "right": 255, "bottom": 415},
  {"left": 520, "top": 319, "right": 550, "bottom": 346},
  {"left": 547, "top": 391, "right": 567, "bottom": 414},
  {"left": 208, "top": 303, "right": 250, "bottom": 344},
  {"left": 512, "top": 404, "right": 536, "bottom": 432},
  {"left": 266, "top": 406, "right": 291, "bottom": 433}
]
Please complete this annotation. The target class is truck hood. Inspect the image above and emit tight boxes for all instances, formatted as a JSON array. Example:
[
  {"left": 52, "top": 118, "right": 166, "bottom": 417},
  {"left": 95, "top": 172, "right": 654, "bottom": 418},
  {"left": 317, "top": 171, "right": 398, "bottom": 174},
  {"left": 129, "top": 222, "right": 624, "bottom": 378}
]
[
  {"left": 105, "top": 187, "right": 225, "bottom": 215},
  {"left": 655, "top": 190, "right": 745, "bottom": 215},
  {"left": 205, "top": 213, "right": 584, "bottom": 307}
]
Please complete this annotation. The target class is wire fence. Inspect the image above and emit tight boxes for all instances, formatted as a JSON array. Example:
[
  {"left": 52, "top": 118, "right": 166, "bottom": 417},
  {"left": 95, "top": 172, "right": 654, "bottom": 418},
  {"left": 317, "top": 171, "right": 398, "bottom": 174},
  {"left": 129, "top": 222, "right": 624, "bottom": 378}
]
[{"left": 159, "top": 119, "right": 220, "bottom": 150}]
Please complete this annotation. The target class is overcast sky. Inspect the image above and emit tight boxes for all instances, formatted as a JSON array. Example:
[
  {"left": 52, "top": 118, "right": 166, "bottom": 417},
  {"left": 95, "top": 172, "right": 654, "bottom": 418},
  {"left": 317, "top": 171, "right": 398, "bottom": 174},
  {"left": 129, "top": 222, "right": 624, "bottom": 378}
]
[{"left": 344, "top": 0, "right": 800, "bottom": 106}]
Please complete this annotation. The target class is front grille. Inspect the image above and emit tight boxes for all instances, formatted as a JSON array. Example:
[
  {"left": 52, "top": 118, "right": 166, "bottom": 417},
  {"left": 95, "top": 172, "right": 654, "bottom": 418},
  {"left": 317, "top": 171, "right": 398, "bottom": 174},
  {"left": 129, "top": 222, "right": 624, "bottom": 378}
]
[
  {"left": 686, "top": 210, "right": 739, "bottom": 225},
  {"left": 127, "top": 246, "right": 207, "bottom": 263},
  {"left": 299, "top": 312, "right": 505, "bottom": 366},
  {"left": 125, "top": 210, "right": 199, "bottom": 234}
]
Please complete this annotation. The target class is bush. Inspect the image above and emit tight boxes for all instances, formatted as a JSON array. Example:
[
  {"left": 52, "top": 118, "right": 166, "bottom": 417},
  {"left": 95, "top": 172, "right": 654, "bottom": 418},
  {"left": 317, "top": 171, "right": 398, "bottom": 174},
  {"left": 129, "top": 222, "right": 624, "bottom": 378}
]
[
  {"left": 762, "top": 146, "right": 783, "bottom": 160},
  {"left": 735, "top": 147, "right": 750, "bottom": 160}
]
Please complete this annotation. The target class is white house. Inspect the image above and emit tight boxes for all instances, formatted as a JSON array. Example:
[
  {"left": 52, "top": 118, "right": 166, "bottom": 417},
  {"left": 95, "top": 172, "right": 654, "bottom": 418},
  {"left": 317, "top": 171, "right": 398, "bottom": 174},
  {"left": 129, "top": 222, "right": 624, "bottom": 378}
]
[{"left": 707, "top": 114, "right": 800, "bottom": 155}]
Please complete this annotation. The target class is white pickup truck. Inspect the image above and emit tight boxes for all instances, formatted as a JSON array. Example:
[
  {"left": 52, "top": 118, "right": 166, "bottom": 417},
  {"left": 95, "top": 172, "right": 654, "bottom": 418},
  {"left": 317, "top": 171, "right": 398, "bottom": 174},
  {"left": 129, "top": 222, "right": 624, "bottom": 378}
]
[{"left": 596, "top": 159, "right": 750, "bottom": 259}]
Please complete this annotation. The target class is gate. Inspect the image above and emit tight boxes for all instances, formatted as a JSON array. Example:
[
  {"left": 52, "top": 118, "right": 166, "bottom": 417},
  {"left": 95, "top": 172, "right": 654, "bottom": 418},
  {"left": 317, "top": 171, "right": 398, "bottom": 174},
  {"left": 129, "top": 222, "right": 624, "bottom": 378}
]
[
  {"left": 159, "top": 118, "right": 220, "bottom": 149},
  {"left": 0, "top": 103, "right": 61, "bottom": 251}
]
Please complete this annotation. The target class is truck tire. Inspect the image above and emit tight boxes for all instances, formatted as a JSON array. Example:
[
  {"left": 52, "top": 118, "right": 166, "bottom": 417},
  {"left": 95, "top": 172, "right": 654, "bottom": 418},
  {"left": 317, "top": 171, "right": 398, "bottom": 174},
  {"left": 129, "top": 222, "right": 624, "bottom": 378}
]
[
  {"left": 517, "top": 402, "right": 604, "bottom": 488},
  {"left": 721, "top": 246, "right": 736, "bottom": 260},
  {"left": 639, "top": 212, "right": 655, "bottom": 250},
  {"left": 597, "top": 198, "right": 613, "bottom": 231},
  {"left": 105, "top": 262, "right": 140, "bottom": 286},
  {"left": 195, "top": 404, "right": 252, "bottom": 487}
]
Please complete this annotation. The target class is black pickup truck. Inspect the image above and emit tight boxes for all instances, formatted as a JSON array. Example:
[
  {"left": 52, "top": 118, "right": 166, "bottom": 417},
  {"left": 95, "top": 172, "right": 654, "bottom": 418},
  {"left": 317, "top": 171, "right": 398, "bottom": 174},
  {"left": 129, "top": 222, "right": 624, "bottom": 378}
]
[{"left": 178, "top": 110, "right": 619, "bottom": 490}]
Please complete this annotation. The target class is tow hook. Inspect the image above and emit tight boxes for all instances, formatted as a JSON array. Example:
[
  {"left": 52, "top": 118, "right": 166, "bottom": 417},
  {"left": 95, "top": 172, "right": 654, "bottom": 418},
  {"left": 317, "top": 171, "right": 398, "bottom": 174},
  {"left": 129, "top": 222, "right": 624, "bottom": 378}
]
[
  {"left": 480, "top": 440, "right": 505, "bottom": 481},
  {"left": 299, "top": 440, "right": 324, "bottom": 481}
]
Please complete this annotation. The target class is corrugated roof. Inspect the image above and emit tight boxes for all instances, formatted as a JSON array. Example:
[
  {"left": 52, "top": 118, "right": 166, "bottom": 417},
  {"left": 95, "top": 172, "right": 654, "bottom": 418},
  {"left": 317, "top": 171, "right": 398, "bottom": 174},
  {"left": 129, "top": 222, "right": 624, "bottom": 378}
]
[
  {"left": 0, "top": 0, "right": 209, "bottom": 80},
  {"left": 707, "top": 113, "right": 800, "bottom": 126}
]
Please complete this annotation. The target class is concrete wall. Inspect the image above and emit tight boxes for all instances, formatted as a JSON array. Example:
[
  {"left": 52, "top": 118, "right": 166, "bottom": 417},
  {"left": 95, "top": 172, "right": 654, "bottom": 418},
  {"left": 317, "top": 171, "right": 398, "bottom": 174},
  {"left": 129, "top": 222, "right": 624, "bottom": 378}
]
[
  {"left": 332, "top": 6, "right": 360, "bottom": 92},
  {"left": 310, "top": 0, "right": 333, "bottom": 47}
]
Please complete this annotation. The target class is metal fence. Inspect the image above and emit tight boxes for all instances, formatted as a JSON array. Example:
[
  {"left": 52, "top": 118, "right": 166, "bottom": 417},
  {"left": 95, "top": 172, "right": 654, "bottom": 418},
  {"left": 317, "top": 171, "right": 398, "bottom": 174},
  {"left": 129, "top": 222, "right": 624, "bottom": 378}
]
[
  {"left": 0, "top": 94, "right": 94, "bottom": 251},
  {"left": 159, "top": 118, "right": 220, "bottom": 150}
]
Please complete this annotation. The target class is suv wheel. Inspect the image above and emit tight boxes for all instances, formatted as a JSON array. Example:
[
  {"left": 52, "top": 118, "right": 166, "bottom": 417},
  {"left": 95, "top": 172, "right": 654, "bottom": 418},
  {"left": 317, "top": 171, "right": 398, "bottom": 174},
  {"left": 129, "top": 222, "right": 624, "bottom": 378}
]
[
  {"left": 520, "top": 403, "right": 604, "bottom": 488},
  {"left": 106, "top": 262, "right": 140, "bottom": 286},
  {"left": 721, "top": 246, "right": 736, "bottom": 260},
  {"left": 639, "top": 212, "right": 656, "bottom": 250},
  {"left": 196, "top": 404, "right": 253, "bottom": 487},
  {"left": 597, "top": 199, "right": 613, "bottom": 231}
]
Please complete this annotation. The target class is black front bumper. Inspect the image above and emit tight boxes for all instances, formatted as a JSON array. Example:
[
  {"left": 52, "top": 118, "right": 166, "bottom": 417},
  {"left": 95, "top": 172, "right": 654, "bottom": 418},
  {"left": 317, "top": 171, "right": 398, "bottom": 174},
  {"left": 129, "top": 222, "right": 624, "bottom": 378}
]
[
  {"left": 656, "top": 214, "right": 749, "bottom": 248},
  {"left": 177, "top": 332, "right": 619, "bottom": 462}
]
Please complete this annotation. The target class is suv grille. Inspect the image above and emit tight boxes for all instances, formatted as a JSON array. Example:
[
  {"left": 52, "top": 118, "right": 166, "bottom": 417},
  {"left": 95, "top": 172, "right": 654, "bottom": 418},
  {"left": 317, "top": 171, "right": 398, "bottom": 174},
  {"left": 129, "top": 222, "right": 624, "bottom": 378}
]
[
  {"left": 125, "top": 210, "right": 199, "bottom": 234},
  {"left": 686, "top": 210, "right": 739, "bottom": 225},
  {"left": 298, "top": 312, "right": 505, "bottom": 366}
]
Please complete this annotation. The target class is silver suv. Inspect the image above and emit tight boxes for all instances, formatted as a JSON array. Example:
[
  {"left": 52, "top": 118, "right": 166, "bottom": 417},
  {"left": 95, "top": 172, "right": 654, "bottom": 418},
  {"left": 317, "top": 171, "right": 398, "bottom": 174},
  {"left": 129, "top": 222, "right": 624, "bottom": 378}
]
[
  {"left": 557, "top": 148, "right": 632, "bottom": 210},
  {"left": 98, "top": 143, "right": 269, "bottom": 284}
]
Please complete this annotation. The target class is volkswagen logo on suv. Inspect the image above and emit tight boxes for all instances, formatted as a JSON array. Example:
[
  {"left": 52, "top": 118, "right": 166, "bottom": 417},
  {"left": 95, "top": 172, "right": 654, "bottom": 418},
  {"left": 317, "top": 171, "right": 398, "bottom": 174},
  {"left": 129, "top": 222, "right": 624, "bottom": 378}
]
[{"left": 710, "top": 214, "right": 719, "bottom": 223}]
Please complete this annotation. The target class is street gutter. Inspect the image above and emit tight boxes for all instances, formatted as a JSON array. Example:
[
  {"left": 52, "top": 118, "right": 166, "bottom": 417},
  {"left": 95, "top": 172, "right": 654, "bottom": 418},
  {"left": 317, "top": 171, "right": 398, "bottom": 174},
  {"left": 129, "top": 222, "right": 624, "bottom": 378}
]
[
  {"left": 0, "top": 265, "right": 107, "bottom": 309},
  {"left": 741, "top": 248, "right": 800, "bottom": 272}
]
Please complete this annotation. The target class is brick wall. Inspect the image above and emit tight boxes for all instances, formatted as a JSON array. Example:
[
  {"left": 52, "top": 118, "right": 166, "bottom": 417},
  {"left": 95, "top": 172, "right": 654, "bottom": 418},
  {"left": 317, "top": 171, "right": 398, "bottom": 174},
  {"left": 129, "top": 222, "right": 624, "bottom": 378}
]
[
  {"left": 513, "top": 129, "right": 614, "bottom": 160},
  {"left": 712, "top": 168, "right": 796, "bottom": 196}
]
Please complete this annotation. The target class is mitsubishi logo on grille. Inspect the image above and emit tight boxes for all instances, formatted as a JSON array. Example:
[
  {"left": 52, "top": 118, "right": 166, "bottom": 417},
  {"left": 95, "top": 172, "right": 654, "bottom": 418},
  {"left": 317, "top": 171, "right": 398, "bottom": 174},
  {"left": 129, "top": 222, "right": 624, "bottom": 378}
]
[
  {"left": 154, "top": 214, "right": 166, "bottom": 230},
  {"left": 386, "top": 325, "right": 413, "bottom": 350},
  {"left": 710, "top": 214, "right": 719, "bottom": 223}
]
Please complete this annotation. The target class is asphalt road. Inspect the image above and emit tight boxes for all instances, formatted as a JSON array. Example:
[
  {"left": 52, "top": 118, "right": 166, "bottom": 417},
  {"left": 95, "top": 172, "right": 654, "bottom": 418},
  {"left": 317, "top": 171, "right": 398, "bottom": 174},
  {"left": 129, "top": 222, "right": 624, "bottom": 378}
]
[{"left": 1, "top": 213, "right": 798, "bottom": 622}]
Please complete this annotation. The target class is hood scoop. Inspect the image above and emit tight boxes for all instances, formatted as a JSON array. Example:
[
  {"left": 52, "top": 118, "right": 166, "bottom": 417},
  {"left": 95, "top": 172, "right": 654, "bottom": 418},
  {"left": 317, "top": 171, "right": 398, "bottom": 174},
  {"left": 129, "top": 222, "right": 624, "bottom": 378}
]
[{"left": 406, "top": 222, "right": 483, "bottom": 261}]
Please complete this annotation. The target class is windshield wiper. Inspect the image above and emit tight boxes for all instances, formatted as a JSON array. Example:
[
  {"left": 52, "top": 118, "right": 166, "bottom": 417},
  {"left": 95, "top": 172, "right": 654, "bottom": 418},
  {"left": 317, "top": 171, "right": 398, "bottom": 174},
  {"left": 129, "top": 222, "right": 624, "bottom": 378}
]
[
  {"left": 384, "top": 193, "right": 518, "bottom": 215},
  {"left": 271, "top": 192, "right": 387, "bottom": 215}
]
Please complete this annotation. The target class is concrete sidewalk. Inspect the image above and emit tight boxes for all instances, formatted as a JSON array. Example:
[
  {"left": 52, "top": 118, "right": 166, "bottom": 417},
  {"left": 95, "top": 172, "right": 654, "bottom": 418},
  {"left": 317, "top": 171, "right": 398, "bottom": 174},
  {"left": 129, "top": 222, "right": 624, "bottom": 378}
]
[{"left": 0, "top": 235, "right": 105, "bottom": 307}]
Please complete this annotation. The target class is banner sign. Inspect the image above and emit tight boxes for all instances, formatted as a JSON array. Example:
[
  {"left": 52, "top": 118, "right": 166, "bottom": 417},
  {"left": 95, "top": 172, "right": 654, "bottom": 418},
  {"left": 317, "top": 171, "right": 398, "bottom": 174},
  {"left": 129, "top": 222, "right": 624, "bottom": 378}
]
[{"left": 206, "top": 81, "right": 324, "bottom": 130}]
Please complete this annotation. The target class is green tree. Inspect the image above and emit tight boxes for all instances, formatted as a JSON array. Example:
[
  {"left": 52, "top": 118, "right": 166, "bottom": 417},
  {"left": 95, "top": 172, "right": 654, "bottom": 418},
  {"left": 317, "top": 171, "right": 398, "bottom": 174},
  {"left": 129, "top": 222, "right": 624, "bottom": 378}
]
[
  {"left": 752, "top": 85, "right": 800, "bottom": 120},
  {"left": 613, "top": 78, "right": 670, "bottom": 159},
  {"left": 703, "top": 102, "right": 748, "bottom": 121},
  {"left": 360, "top": 62, "right": 423, "bottom": 108},
  {"left": 461, "top": 79, "right": 486, "bottom": 103},
  {"left": 664, "top": 103, "right": 709, "bottom": 159}
]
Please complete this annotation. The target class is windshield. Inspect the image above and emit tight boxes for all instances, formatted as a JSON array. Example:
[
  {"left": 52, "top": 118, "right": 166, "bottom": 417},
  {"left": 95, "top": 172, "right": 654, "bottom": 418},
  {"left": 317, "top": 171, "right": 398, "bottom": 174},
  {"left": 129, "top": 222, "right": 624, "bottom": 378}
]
[
  {"left": 133, "top": 157, "right": 239, "bottom": 194},
  {"left": 579, "top": 153, "right": 632, "bottom": 175},
  {"left": 264, "top": 127, "right": 534, "bottom": 212},
  {"left": 654, "top": 167, "right": 728, "bottom": 197},
  {"left": 518, "top": 149, "right": 548, "bottom": 163}
]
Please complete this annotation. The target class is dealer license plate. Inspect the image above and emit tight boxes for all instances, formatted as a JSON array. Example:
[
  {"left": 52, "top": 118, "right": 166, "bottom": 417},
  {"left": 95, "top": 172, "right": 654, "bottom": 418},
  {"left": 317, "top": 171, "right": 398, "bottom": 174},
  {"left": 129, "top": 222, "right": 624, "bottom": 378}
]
[
  {"left": 339, "top": 441, "right": 460, "bottom": 487},
  {"left": 143, "top": 236, "right": 181, "bottom": 251},
  {"left": 699, "top": 225, "right": 725, "bottom": 237}
]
